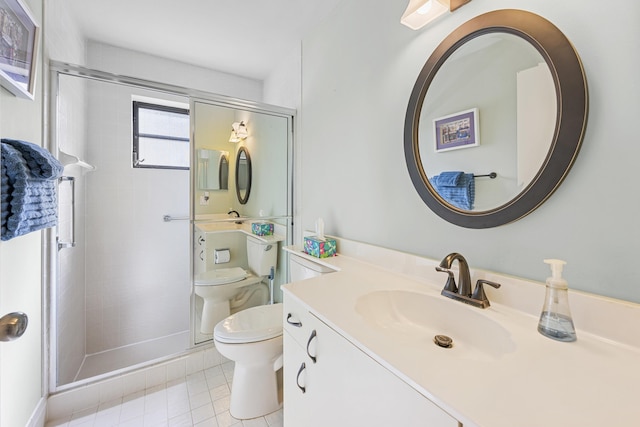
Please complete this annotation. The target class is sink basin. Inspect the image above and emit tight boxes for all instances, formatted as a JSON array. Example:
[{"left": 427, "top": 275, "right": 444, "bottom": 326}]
[{"left": 355, "top": 290, "right": 516, "bottom": 359}]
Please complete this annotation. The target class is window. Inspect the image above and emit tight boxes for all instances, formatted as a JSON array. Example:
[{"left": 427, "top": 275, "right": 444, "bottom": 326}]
[{"left": 132, "top": 101, "right": 190, "bottom": 169}]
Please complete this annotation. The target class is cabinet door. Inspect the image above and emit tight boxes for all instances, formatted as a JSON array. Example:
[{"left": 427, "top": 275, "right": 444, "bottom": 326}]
[{"left": 283, "top": 330, "right": 315, "bottom": 426}]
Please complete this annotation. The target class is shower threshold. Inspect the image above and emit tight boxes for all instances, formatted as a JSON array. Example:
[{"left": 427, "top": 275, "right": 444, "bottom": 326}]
[{"left": 74, "top": 331, "right": 190, "bottom": 382}]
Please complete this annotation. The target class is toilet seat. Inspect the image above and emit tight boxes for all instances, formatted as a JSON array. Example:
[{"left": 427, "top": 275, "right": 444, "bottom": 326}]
[
  {"left": 194, "top": 267, "right": 247, "bottom": 285},
  {"left": 214, "top": 303, "right": 283, "bottom": 343}
]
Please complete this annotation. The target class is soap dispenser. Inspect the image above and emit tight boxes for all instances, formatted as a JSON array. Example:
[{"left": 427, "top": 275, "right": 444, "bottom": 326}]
[{"left": 538, "top": 259, "right": 577, "bottom": 342}]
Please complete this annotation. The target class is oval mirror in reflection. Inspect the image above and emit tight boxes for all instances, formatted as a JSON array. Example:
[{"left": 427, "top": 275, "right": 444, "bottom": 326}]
[
  {"left": 404, "top": 9, "right": 588, "bottom": 228},
  {"left": 235, "top": 146, "right": 252, "bottom": 204},
  {"left": 419, "top": 33, "right": 555, "bottom": 211}
]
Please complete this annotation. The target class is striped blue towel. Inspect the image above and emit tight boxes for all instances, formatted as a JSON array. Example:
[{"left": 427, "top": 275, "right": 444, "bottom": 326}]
[
  {"left": 430, "top": 172, "right": 475, "bottom": 210},
  {"left": 1, "top": 138, "right": 64, "bottom": 180},
  {"left": 1, "top": 141, "right": 63, "bottom": 241}
]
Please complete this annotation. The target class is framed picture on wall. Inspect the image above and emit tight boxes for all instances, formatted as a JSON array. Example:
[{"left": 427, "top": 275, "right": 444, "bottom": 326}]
[
  {"left": 434, "top": 108, "right": 479, "bottom": 152},
  {"left": 0, "top": 0, "right": 39, "bottom": 100}
]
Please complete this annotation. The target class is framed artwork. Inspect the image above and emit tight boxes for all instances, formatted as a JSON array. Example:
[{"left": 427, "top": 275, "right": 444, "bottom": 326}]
[
  {"left": 434, "top": 108, "right": 479, "bottom": 152},
  {"left": 0, "top": 0, "right": 39, "bottom": 99}
]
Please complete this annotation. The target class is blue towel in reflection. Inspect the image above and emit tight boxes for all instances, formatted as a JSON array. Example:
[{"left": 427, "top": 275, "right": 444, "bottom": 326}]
[
  {"left": 433, "top": 171, "right": 463, "bottom": 186},
  {"left": 1, "top": 140, "right": 63, "bottom": 241},
  {"left": 430, "top": 172, "right": 475, "bottom": 210}
]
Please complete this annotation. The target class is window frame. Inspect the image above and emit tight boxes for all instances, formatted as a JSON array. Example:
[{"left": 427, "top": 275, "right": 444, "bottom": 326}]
[{"left": 132, "top": 101, "right": 190, "bottom": 170}]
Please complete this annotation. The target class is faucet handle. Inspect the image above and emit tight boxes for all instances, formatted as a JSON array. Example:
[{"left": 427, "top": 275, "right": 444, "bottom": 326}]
[
  {"left": 472, "top": 279, "right": 501, "bottom": 306},
  {"left": 436, "top": 266, "right": 458, "bottom": 293}
]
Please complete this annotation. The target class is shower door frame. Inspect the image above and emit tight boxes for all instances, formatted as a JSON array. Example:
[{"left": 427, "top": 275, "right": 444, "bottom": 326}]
[{"left": 46, "top": 61, "right": 295, "bottom": 393}]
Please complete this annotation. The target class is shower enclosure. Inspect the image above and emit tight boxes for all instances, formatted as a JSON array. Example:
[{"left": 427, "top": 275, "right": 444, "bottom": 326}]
[{"left": 48, "top": 62, "right": 294, "bottom": 391}]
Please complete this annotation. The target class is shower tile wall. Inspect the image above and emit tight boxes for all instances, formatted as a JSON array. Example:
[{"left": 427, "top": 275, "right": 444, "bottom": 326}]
[{"left": 84, "top": 80, "right": 191, "bottom": 354}]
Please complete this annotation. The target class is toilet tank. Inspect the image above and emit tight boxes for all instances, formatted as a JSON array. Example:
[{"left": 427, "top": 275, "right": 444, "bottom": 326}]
[
  {"left": 289, "top": 253, "right": 335, "bottom": 281},
  {"left": 246, "top": 235, "right": 278, "bottom": 276}
]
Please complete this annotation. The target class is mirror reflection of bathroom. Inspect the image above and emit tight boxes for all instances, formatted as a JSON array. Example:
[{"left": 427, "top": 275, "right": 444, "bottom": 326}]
[
  {"left": 419, "top": 33, "right": 555, "bottom": 211},
  {"left": 192, "top": 101, "right": 292, "bottom": 345}
]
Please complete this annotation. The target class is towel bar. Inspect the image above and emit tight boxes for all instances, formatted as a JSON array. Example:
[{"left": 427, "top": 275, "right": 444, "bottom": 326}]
[
  {"left": 58, "top": 176, "right": 76, "bottom": 250},
  {"left": 163, "top": 215, "right": 189, "bottom": 222},
  {"left": 473, "top": 172, "right": 497, "bottom": 179}
]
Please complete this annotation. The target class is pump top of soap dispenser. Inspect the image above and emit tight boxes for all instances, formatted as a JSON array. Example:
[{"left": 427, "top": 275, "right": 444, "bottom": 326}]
[{"left": 544, "top": 259, "right": 567, "bottom": 289}]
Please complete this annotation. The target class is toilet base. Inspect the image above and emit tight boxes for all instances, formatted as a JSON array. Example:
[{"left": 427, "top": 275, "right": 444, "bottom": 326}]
[
  {"left": 229, "top": 361, "right": 282, "bottom": 419},
  {"left": 214, "top": 334, "right": 284, "bottom": 420},
  {"left": 200, "top": 300, "right": 230, "bottom": 334}
]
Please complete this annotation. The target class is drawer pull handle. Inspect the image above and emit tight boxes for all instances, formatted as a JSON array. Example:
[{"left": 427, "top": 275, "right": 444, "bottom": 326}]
[
  {"left": 286, "top": 313, "right": 302, "bottom": 327},
  {"left": 296, "top": 362, "right": 306, "bottom": 393},
  {"left": 306, "top": 329, "right": 317, "bottom": 363}
]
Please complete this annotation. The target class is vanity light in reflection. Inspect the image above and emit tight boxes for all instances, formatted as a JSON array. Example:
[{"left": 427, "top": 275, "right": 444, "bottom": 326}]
[
  {"left": 229, "top": 121, "right": 248, "bottom": 142},
  {"left": 401, "top": 0, "right": 471, "bottom": 30}
]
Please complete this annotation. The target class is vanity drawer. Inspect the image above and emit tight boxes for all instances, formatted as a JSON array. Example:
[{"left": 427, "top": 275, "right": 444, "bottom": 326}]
[{"left": 283, "top": 292, "right": 318, "bottom": 347}]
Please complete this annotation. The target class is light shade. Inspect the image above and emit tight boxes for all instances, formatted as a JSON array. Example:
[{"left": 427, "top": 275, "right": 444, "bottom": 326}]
[
  {"left": 401, "top": 0, "right": 471, "bottom": 30},
  {"left": 229, "top": 121, "right": 248, "bottom": 142}
]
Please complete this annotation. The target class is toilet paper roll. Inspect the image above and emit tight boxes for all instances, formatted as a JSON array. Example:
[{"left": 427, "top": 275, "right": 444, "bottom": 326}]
[{"left": 214, "top": 248, "right": 231, "bottom": 264}]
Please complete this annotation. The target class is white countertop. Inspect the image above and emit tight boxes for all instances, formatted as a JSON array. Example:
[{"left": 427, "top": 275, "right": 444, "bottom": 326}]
[{"left": 282, "top": 245, "right": 640, "bottom": 427}]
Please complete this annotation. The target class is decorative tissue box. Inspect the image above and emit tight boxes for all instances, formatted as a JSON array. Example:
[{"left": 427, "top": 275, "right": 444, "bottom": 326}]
[
  {"left": 304, "top": 236, "right": 337, "bottom": 258},
  {"left": 251, "top": 222, "right": 274, "bottom": 236}
]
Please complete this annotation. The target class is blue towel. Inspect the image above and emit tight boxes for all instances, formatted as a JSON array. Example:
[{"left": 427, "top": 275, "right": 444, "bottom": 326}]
[
  {"left": 430, "top": 172, "right": 475, "bottom": 210},
  {"left": 433, "top": 171, "right": 463, "bottom": 187},
  {"left": 1, "top": 141, "right": 63, "bottom": 241},
  {"left": 1, "top": 138, "right": 64, "bottom": 180}
]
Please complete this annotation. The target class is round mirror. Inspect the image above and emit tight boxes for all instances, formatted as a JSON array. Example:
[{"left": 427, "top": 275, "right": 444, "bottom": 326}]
[
  {"left": 235, "top": 146, "right": 252, "bottom": 204},
  {"left": 404, "top": 9, "right": 588, "bottom": 228}
]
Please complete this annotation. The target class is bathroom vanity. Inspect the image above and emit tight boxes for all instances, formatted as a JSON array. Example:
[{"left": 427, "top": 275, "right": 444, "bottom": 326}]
[
  {"left": 281, "top": 241, "right": 640, "bottom": 427},
  {"left": 284, "top": 292, "right": 458, "bottom": 426}
]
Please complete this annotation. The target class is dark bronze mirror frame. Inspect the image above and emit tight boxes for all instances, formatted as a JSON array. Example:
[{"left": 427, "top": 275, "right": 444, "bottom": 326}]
[
  {"left": 404, "top": 9, "right": 588, "bottom": 228},
  {"left": 235, "top": 146, "right": 252, "bottom": 204}
]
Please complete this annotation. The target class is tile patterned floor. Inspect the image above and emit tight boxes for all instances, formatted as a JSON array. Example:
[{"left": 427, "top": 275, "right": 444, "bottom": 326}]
[{"left": 46, "top": 361, "right": 283, "bottom": 427}]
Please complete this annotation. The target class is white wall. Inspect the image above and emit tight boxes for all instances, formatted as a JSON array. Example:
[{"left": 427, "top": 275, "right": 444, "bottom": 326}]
[
  {"left": 263, "top": 45, "right": 302, "bottom": 110},
  {"left": 299, "top": 0, "right": 640, "bottom": 303},
  {"left": 0, "top": 0, "right": 44, "bottom": 424},
  {"left": 87, "top": 41, "right": 263, "bottom": 103},
  {"left": 263, "top": 45, "right": 303, "bottom": 243}
]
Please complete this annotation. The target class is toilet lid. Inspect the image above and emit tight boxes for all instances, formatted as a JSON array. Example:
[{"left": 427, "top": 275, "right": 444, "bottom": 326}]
[
  {"left": 194, "top": 267, "right": 247, "bottom": 285},
  {"left": 214, "top": 303, "right": 283, "bottom": 343}
]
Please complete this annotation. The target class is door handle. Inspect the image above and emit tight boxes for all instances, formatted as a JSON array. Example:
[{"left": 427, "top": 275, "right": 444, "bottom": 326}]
[{"left": 0, "top": 312, "right": 28, "bottom": 342}]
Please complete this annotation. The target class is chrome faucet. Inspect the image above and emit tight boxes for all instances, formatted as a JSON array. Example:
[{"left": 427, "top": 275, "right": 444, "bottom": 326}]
[{"left": 435, "top": 253, "right": 501, "bottom": 309}]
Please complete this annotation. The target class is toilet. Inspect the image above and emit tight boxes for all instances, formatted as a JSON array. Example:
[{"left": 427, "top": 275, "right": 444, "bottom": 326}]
[
  {"left": 195, "top": 235, "right": 277, "bottom": 334},
  {"left": 214, "top": 303, "right": 284, "bottom": 419},
  {"left": 213, "top": 235, "right": 281, "bottom": 419},
  {"left": 194, "top": 267, "right": 263, "bottom": 334}
]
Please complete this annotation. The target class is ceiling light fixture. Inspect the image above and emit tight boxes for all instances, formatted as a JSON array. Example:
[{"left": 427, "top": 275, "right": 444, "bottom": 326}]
[{"left": 401, "top": 0, "right": 471, "bottom": 30}]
